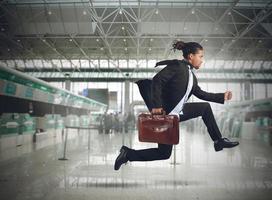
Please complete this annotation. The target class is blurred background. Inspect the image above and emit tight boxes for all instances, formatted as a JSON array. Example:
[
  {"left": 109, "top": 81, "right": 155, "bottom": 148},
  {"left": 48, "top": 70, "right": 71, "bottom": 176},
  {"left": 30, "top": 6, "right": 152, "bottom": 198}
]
[{"left": 0, "top": 1, "right": 272, "bottom": 200}]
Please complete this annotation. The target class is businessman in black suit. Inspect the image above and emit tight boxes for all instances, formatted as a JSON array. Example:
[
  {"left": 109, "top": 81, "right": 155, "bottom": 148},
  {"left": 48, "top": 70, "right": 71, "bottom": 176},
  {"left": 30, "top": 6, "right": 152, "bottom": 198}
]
[{"left": 114, "top": 40, "right": 239, "bottom": 170}]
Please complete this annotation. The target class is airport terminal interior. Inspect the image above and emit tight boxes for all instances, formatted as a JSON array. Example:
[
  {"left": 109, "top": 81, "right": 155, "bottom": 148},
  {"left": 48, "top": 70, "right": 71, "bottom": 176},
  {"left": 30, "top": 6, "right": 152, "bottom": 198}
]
[{"left": 0, "top": 0, "right": 272, "bottom": 199}]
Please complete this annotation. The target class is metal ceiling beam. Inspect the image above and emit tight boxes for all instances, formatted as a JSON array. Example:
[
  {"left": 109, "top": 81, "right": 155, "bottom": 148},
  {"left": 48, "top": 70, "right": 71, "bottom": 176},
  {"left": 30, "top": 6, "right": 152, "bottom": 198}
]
[
  {"left": 3, "top": 1, "right": 270, "bottom": 9},
  {"left": 30, "top": 76, "right": 272, "bottom": 84},
  {"left": 1, "top": 1, "right": 272, "bottom": 62},
  {"left": 22, "top": 67, "right": 272, "bottom": 74},
  {"left": 11, "top": 35, "right": 272, "bottom": 40},
  {"left": 199, "top": 0, "right": 240, "bottom": 45},
  {"left": 39, "top": 37, "right": 80, "bottom": 71},
  {"left": 214, "top": 1, "right": 272, "bottom": 58}
]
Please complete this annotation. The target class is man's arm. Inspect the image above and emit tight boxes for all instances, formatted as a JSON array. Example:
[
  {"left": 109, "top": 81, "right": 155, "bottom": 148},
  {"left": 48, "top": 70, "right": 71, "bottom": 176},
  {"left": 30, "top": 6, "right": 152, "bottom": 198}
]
[{"left": 193, "top": 85, "right": 225, "bottom": 104}]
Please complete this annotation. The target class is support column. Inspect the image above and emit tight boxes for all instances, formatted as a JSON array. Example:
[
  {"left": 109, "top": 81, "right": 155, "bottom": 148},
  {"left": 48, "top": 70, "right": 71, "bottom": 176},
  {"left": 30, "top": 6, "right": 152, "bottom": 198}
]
[
  {"left": 265, "top": 84, "right": 268, "bottom": 98},
  {"left": 124, "top": 80, "right": 130, "bottom": 113},
  {"left": 65, "top": 79, "right": 71, "bottom": 91},
  {"left": 244, "top": 81, "right": 251, "bottom": 100}
]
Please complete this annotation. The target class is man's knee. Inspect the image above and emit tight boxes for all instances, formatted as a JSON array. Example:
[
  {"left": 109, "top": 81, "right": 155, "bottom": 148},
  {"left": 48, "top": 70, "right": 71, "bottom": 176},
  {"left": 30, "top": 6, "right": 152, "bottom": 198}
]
[
  {"left": 161, "top": 150, "right": 172, "bottom": 159},
  {"left": 158, "top": 145, "right": 172, "bottom": 159},
  {"left": 203, "top": 102, "right": 211, "bottom": 111}
]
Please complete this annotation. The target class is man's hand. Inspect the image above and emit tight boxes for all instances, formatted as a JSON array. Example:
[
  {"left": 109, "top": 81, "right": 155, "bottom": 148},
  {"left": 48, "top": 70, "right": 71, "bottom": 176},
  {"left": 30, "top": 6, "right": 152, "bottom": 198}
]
[
  {"left": 224, "top": 91, "right": 232, "bottom": 101},
  {"left": 151, "top": 108, "right": 164, "bottom": 115}
]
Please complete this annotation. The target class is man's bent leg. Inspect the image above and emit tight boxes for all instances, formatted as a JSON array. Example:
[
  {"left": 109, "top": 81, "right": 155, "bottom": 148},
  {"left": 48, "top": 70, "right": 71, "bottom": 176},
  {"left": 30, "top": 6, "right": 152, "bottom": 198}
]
[
  {"left": 179, "top": 102, "right": 239, "bottom": 152},
  {"left": 179, "top": 102, "right": 222, "bottom": 141},
  {"left": 127, "top": 143, "right": 173, "bottom": 161}
]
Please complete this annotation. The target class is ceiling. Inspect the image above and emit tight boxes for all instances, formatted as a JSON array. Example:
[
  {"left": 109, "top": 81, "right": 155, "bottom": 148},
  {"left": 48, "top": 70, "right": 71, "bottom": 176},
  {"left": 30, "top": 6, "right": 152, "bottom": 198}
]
[{"left": 0, "top": 0, "right": 272, "bottom": 63}]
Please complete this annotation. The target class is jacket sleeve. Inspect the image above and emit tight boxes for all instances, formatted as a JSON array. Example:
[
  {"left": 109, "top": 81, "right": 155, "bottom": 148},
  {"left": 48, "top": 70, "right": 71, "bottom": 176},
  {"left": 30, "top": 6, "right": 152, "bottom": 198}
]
[
  {"left": 151, "top": 65, "right": 178, "bottom": 108},
  {"left": 193, "top": 85, "right": 225, "bottom": 104}
]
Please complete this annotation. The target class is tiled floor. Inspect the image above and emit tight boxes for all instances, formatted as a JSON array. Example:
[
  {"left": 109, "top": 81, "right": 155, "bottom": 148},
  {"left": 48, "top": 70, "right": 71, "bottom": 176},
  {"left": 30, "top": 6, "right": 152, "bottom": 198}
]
[{"left": 0, "top": 127, "right": 272, "bottom": 200}]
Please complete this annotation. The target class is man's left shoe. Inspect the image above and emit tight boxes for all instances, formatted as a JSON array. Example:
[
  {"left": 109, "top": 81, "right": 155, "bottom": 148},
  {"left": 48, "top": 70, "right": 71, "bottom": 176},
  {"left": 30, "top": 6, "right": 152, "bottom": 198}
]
[
  {"left": 214, "top": 138, "right": 239, "bottom": 152},
  {"left": 114, "top": 146, "right": 129, "bottom": 170}
]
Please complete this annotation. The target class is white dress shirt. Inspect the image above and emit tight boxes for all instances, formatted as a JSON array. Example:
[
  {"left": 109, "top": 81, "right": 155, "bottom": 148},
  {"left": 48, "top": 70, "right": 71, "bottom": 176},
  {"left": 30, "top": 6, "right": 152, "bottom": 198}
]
[{"left": 169, "top": 65, "right": 193, "bottom": 118}]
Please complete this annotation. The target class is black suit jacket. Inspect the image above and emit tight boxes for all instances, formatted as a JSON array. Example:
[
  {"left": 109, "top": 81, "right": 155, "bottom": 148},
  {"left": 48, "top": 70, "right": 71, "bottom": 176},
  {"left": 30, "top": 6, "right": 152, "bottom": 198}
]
[{"left": 135, "top": 59, "right": 225, "bottom": 114}]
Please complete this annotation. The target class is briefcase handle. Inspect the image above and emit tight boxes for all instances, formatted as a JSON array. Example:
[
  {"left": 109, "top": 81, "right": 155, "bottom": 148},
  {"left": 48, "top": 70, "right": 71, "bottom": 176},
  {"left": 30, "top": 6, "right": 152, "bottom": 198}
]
[{"left": 151, "top": 110, "right": 166, "bottom": 119}]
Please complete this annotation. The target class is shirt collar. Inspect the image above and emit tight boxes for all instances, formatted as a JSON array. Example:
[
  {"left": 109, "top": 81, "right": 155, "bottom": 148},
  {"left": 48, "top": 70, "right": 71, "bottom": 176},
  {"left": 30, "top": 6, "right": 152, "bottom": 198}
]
[{"left": 181, "top": 59, "right": 194, "bottom": 70}]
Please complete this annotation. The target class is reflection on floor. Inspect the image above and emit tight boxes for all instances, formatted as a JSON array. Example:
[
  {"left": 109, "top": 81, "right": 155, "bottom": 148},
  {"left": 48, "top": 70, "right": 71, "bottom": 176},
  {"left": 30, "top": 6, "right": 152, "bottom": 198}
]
[{"left": 0, "top": 127, "right": 272, "bottom": 200}]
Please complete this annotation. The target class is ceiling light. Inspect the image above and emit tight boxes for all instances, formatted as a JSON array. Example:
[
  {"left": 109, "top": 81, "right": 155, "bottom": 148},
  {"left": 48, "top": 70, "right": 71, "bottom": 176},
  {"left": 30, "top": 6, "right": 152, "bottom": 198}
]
[
  {"left": 119, "top": 9, "right": 123, "bottom": 15},
  {"left": 123, "top": 39, "right": 126, "bottom": 42},
  {"left": 205, "top": 39, "right": 208, "bottom": 42},
  {"left": 150, "top": 38, "right": 153, "bottom": 42},
  {"left": 155, "top": 9, "right": 159, "bottom": 15},
  {"left": 17, "top": 39, "right": 20, "bottom": 42},
  {"left": 191, "top": 9, "right": 195, "bottom": 14},
  {"left": 121, "top": 26, "right": 125, "bottom": 30},
  {"left": 83, "top": 10, "right": 87, "bottom": 15},
  {"left": 149, "top": 48, "right": 152, "bottom": 51},
  {"left": 124, "top": 47, "right": 127, "bottom": 51},
  {"left": 96, "top": 38, "right": 100, "bottom": 42},
  {"left": 7, "top": 48, "right": 10, "bottom": 51},
  {"left": 48, "top": 11, "right": 52, "bottom": 15},
  {"left": 69, "top": 39, "right": 73, "bottom": 42},
  {"left": 228, "top": 12, "right": 231, "bottom": 15},
  {"left": 42, "top": 39, "right": 46, "bottom": 42},
  {"left": 100, "top": 47, "right": 104, "bottom": 51},
  {"left": 258, "top": 40, "right": 262, "bottom": 43}
]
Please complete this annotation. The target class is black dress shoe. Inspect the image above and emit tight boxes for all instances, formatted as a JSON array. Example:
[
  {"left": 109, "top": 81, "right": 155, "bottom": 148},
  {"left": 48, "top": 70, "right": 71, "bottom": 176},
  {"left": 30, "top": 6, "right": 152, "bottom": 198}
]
[
  {"left": 114, "top": 146, "right": 129, "bottom": 170},
  {"left": 214, "top": 138, "right": 239, "bottom": 152}
]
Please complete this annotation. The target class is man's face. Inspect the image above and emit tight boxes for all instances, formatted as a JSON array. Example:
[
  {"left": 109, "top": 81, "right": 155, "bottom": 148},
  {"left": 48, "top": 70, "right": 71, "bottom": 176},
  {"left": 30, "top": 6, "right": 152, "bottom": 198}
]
[{"left": 189, "top": 49, "right": 204, "bottom": 70}]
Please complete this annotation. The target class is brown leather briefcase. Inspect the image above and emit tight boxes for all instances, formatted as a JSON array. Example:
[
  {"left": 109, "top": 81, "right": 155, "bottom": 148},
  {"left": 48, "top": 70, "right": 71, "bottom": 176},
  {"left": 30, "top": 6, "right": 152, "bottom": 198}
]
[{"left": 137, "top": 112, "right": 179, "bottom": 145}]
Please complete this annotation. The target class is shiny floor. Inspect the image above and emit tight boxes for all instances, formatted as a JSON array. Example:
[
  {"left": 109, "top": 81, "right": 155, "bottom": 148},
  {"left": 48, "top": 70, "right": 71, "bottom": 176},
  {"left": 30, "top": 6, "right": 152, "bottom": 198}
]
[{"left": 0, "top": 127, "right": 272, "bottom": 200}]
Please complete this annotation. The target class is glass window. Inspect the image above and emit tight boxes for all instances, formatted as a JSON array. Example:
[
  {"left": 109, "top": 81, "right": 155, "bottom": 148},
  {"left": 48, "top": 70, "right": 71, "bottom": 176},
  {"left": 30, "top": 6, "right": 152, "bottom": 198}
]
[
  {"left": 51, "top": 59, "right": 62, "bottom": 69},
  {"left": 252, "top": 61, "right": 262, "bottom": 69},
  {"left": 61, "top": 60, "right": 72, "bottom": 68},
  {"left": 253, "top": 83, "right": 266, "bottom": 100},
  {"left": 268, "top": 84, "right": 272, "bottom": 97},
  {"left": 13, "top": 59, "right": 24, "bottom": 68},
  {"left": 109, "top": 60, "right": 118, "bottom": 68},
  {"left": 24, "top": 60, "right": 35, "bottom": 68},
  {"left": 233, "top": 60, "right": 244, "bottom": 70},
  {"left": 100, "top": 59, "right": 109, "bottom": 68},
  {"left": 119, "top": 60, "right": 127, "bottom": 68},
  {"left": 80, "top": 59, "right": 89, "bottom": 68},
  {"left": 243, "top": 61, "right": 253, "bottom": 69},
  {"left": 263, "top": 61, "right": 272, "bottom": 69},
  {"left": 71, "top": 59, "right": 80, "bottom": 68},
  {"left": 204, "top": 59, "right": 215, "bottom": 69},
  {"left": 224, "top": 60, "right": 234, "bottom": 69},
  {"left": 0, "top": 60, "right": 7, "bottom": 67},
  {"left": 89, "top": 59, "right": 98, "bottom": 68},
  {"left": 147, "top": 60, "right": 156, "bottom": 68},
  {"left": 129, "top": 60, "right": 137, "bottom": 68},
  {"left": 43, "top": 60, "right": 52, "bottom": 68},
  {"left": 214, "top": 60, "right": 225, "bottom": 70},
  {"left": 33, "top": 59, "right": 43, "bottom": 68},
  {"left": 138, "top": 60, "right": 147, "bottom": 68}
]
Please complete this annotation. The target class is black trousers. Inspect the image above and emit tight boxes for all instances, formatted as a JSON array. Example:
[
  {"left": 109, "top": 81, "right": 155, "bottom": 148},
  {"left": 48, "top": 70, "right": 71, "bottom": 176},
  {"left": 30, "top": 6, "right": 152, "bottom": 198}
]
[{"left": 127, "top": 102, "right": 222, "bottom": 162}]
